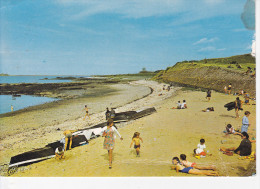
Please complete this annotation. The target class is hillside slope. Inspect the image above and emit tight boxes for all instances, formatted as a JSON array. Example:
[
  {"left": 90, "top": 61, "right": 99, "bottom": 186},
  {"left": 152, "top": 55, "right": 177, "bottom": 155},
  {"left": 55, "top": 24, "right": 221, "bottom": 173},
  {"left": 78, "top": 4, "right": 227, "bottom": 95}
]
[{"left": 153, "top": 54, "right": 256, "bottom": 97}]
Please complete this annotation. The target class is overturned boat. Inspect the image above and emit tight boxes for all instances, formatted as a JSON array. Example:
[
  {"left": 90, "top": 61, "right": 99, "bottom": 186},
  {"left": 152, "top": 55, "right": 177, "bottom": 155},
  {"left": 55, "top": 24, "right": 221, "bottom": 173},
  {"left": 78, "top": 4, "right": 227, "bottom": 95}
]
[{"left": 6, "top": 107, "right": 156, "bottom": 175}]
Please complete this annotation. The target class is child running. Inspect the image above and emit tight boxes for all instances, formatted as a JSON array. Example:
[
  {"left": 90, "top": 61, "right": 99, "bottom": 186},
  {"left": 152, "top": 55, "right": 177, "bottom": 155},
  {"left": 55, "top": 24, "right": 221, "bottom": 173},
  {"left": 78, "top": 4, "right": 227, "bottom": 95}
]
[
  {"left": 130, "top": 132, "right": 143, "bottom": 157},
  {"left": 171, "top": 157, "right": 218, "bottom": 176},
  {"left": 180, "top": 154, "right": 216, "bottom": 170}
]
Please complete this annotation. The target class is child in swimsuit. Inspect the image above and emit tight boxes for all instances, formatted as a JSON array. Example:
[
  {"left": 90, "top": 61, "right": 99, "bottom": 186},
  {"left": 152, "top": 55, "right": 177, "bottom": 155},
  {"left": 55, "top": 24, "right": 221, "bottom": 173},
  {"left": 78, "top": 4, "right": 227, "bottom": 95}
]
[
  {"left": 83, "top": 105, "right": 90, "bottom": 120},
  {"left": 180, "top": 154, "right": 216, "bottom": 170},
  {"left": 130, "top": 132, "right": 143, "bottom": 157},
  {"left": 171, "top": 157, "right": 218, "bottom": 176}
]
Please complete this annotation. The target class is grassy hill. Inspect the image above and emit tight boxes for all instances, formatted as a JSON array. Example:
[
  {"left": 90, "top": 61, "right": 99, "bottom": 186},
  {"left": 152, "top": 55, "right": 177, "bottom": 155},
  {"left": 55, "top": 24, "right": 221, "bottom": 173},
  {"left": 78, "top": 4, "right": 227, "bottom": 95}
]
[{"left": 153, "top": 54, "right": 256, "bottom": 96}]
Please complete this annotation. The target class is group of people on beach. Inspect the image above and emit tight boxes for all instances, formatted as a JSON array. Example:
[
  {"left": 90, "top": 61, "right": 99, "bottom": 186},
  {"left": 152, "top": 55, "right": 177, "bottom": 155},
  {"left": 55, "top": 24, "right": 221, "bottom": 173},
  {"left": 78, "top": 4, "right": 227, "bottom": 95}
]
[
  {"left": 56, "top": 108, "right": 143, "bottom": 169},
  {"left": 171, "top": 100, "right": 187, "bottom": 109},
  {"left": 55, "top": 83, "right": 254, "bottom": 176},
  {"left": 170, "top": 84, "right": 255, "bottom": 176}
]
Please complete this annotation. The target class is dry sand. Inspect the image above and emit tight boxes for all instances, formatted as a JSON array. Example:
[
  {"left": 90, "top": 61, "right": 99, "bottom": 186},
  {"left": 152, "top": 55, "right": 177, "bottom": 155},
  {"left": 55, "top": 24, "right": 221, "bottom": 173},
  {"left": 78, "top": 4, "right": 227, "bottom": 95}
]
[{"left": 1, "top": 80, "right": 256, "bottom": 177}]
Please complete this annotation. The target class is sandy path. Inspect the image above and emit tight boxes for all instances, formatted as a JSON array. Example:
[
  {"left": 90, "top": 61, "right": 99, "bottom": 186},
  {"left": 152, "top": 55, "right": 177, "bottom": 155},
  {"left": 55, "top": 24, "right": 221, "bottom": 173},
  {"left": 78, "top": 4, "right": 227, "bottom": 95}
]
[{"left": 7, "top": 81, "right": 256, "bottom": 177}]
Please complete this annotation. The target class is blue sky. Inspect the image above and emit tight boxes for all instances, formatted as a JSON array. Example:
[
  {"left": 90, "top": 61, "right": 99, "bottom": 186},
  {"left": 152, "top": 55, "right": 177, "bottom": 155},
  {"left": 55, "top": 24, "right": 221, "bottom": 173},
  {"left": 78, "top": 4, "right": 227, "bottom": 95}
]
[{"left": 0, "top": 0, "right": 256, "bottom": 75}]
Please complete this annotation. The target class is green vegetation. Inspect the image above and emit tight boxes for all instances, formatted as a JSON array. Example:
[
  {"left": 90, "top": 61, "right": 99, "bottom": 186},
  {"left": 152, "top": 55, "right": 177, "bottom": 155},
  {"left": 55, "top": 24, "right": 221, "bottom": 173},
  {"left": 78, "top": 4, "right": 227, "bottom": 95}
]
[
  {"left": 0, "top": 73, "right": 9, "bottom": 76},
  {"left": 164, "top": 54, "right": 255, "bottom": 73}
]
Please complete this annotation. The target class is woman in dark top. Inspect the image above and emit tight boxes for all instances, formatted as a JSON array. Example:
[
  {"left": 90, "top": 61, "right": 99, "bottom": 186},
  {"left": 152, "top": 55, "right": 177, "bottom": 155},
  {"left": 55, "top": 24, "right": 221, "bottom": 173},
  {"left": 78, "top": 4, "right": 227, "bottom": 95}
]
[
  {"left": 220, "top": 132, "right": 252, "bottom": 156},
  {"left": 234, "top": 97, "right": 242, "bottom": 118},
  {"left": 206, "top": 90, "right": 211, "bottom": 101}
]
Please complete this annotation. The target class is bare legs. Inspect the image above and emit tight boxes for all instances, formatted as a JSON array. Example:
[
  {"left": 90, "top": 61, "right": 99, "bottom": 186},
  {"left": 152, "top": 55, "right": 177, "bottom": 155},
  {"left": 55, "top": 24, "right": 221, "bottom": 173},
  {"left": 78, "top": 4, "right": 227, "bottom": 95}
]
[
  {"left": 108, "top": 149, "right": 113, "bottom": 168},
  {"left": 136, "top": 147, "right": 140, "bottom": 157},
  {"left": 189, "top": 169, "right": 218, "bottom": 176},
  {"left": 220, "top": 147, "right": 236, "bottom": 152},
  {"left": 193, "top": 165, "right": 216, "bottom": 171},
  {"left": 83, "top": 113, "right": 90, "bottom": 120}
]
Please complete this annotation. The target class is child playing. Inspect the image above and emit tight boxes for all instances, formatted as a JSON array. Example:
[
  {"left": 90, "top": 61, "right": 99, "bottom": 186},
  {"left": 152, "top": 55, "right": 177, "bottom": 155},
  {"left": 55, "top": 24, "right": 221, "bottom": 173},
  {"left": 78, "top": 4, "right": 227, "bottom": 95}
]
[
  {"left": 225, "top": 124, "right": 242, "bottom": 136},
  {"left": 181, "top": 100, "right": 187, "bottom": 109},
  {"left": 180, "top": 154, "right": 216, "bottom": 170},
  {"left": 171, "top": 101, "right": 181, "bottom": 109},
  {"left": 194, "top": 139, "right": 209, "bottom": 157},
  {"left": 55, "top": 146, "right": 65, "bottom": 160},
  {"left": 130, "top": 132, "right": 143, "bottom": 157},
  {"left": 171, "top": 157, "right": 218, "bottom": 176}
]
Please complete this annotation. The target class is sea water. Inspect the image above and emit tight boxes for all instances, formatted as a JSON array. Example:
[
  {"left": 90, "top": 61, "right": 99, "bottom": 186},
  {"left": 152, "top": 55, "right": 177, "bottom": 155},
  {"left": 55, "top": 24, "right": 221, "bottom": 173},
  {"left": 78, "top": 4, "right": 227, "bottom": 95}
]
[
  {"left": 0, "top": 95, "right": 58, "bottom": 114},
  {"left": 0, "top": 75, "right": 76, "bottom": 84},
  {"left": 0, "top": 75, "right": 89, "bottom": 114}
]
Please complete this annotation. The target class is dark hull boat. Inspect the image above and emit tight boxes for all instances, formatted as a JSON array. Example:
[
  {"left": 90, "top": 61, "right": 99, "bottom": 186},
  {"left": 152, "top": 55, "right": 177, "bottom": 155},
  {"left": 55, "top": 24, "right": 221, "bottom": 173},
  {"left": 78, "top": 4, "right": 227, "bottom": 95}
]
[{"left": 6, "top": 107, "right": 156, "bottom": 175}]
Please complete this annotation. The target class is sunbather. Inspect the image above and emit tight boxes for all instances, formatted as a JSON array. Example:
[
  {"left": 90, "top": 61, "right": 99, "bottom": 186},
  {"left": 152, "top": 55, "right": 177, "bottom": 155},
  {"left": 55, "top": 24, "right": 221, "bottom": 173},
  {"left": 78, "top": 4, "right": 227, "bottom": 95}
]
[{"left": 171, "top": 157, "right": 218, "bottom": 176}]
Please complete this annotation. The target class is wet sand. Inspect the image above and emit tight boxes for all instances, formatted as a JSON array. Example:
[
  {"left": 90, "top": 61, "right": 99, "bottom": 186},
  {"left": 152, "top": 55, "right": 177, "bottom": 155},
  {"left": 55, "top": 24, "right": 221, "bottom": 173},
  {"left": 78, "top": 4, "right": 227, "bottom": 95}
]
[
  {"left": 0, "top": 82, "right": 152, "bottom": 168},
  {"left": 3, "top": 80, "right": 256, "bottom": 177}
]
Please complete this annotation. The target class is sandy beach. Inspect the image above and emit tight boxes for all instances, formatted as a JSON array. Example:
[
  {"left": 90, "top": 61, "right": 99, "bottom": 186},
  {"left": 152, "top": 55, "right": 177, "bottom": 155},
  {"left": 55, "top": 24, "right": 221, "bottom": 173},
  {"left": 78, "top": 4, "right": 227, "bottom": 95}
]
[{"left": 1, "top": 80, "right": 256, "bottom": 177}]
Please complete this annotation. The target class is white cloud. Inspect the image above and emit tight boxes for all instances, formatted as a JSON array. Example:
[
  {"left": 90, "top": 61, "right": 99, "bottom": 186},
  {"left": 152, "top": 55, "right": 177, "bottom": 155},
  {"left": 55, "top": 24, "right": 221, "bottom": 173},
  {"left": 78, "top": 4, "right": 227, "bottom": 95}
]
[
  {"left": 198, "top": 46, "right": 225, "bottom": 52},
  {"left": 55, "top": 0, "right": 243, "bottom": 21},
  {"left": 251, "top": 33, "right": 256, "bottom": 57},
  {"left": 193, "top": 37, "right": 218, "bottom": 45}
]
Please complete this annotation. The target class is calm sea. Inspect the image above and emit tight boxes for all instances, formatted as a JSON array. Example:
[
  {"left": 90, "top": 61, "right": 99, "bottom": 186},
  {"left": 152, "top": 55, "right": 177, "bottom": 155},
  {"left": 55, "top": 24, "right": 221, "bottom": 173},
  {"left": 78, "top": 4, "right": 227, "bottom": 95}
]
[{"left": 0, "top": 75, "right": 89, "bottom": 114}]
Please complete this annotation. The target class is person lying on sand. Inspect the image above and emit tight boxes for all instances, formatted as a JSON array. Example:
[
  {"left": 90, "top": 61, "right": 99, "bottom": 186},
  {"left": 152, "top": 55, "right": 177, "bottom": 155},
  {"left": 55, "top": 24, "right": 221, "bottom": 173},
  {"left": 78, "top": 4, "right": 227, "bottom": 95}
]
[
  {"left": 220, "top": 132, "right": 252, "bottom": 156},
  {"left": 225, "top": 124, "right": 242, "bottom": 136},
  {"left": 63, "top": 129, "right": 78, "bottom": 151},
  {"left": 55, "top": 146, "right": 65, "bottom": 160},
  {"left": 180, "top": 154, "right": 216, "bottom": 171},
  {"left": 171, "top": 157, "right": 218, "bottom": 176},
  {"left": 171, "top": 101, "right": 181, "bottom": 109},
  {"left": 130, "top": 132, "right": 143, "bottom": 157},
  {"left": 202, "top": 107, "right": 214, "bottom": 112}
]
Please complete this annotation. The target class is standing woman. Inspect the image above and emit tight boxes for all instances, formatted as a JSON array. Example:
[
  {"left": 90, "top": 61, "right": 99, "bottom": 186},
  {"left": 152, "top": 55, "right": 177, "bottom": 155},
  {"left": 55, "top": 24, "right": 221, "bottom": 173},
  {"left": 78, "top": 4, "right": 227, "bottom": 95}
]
[
  {"left": 227, "top": 83, "right": 232, "bottom": 95},
  {"left": 102, "top": 118, "right": 123, "bottom": 169},
  {"left": 206, "top": 90, "right": 211, "bottom": 101},
  {"left": 234, "top": 97, "right": 242, "bottom": 118}
]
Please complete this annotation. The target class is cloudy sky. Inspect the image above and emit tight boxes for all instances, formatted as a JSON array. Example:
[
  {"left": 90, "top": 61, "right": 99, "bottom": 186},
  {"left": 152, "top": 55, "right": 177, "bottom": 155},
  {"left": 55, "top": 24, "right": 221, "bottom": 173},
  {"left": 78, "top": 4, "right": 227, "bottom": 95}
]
[{"left": 0, "top": 0, "right": 256, "bottom": 75}]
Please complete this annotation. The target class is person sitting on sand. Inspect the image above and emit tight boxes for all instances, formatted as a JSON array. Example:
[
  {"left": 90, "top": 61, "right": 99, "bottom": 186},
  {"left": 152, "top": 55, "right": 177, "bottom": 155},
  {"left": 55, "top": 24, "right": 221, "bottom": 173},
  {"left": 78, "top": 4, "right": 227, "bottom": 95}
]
[
  {"left": 171, "top": 157, "right": 218, "bottom": 176},
  {"left": 202, "top": 107, "right": 214, "bottom": 112},
  {"left": 241, "top": 111, "right": 251, "bottom": 133},
  {"left": 181, "top": 100, "right": 187, "bottom": 109},
  {"left": 130, "top": 132, "right": 143, "bottom": 157},
  {"left": 225, "top": 124, "right": 242, "bottom": 136},
  {"left": 63, "top": 129, "right": 78, "bottom": 151},
  {"left": 244, "top": 91, "right": 250, "bottom": 105},
  {"left": 238, "top": 89, "right": 244, "bottom": 96},
  {"left": 220, "top": 132, "right": 252, "bottom": 156},
  {"left": 171, "top": 101, "right": 181, "bottom": 109},
  {"left": 194, "top": 139, "right": 209, "bottom": 157},
  {"left": 55, "top": 146, "right": 65, "bottom": 160},
  {"left": 180, "top": 154, "right": 216, "bottom": 170},
  {"left": 206, "top": 90, "right": 211, "bottom": 101},
  {"left": 83, "top": 105, "right": 90, "bottom": 120}
]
